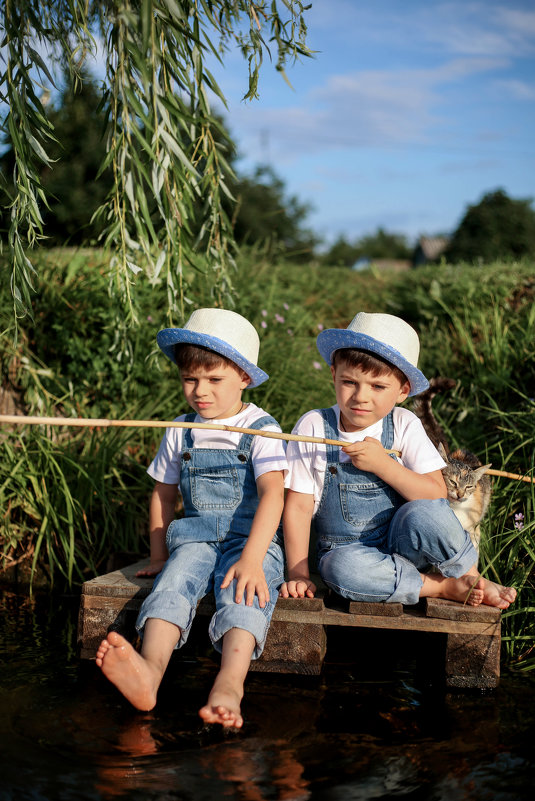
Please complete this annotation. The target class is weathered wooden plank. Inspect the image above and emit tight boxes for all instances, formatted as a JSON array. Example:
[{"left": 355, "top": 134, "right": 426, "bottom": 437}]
[
  {"left": 279, "top": 592, "right": 325, "bottom": 612},
  {"left": 272, "top": 606, "right": 500, "bottom": 636},
  {"left": 77, "top": 601, "right": 140, "bottom": 660},
  {"left": 82, "top": 561, "right": 152, "bottom": 598},
  {"left": 249, "top": 620, "right": 326, "bottom": 675},
  {"left": 348, "top": 601, "right": 404, "bottom": 617},
  {"left": 445, "top": 625, "right": 502, "bottom": 689},
  {"left": 425, "top": 597, "right": 501, "bottom": 623}
]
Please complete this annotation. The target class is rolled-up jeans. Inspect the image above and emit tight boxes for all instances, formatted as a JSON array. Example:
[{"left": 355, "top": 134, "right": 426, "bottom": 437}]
[
  {"left": 136, "top": 533, "right": 284, "bottom": 659},
  {"left": 318, "top": 498, "right": 478, "bottom": 605}
]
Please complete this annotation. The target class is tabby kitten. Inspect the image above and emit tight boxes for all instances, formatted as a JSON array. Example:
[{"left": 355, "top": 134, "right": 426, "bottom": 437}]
[{"left": 412, "top": 377, "right": 492, "bottom": 553}]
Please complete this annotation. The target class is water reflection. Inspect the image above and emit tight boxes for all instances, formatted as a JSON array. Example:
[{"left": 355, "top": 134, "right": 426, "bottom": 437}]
[{"left": 1, "top": 589, "right": 534, "bottom": 801}]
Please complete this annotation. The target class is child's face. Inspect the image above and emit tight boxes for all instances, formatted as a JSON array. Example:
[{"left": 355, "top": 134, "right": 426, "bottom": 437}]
[
  {"left": 331, "top": 361, "right": 410, "bottom": 432},
  {"left": 180, "top": 362, "right": 250, "bottom": 419}
]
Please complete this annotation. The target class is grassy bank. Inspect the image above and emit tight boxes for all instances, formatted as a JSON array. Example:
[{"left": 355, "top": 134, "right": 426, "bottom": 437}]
[{"left": 1, "top": 249, "right": 534, "bottom": 668}]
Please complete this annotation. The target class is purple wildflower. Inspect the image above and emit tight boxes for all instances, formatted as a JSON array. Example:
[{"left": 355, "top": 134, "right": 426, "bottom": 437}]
[
  {"left": 275, "top": 314, "right": 285, "bottom": 323},
  {"left": 514, "top": 512, "right": 525, "bottom": 531},
  {"left": 313, "top": 360, "right": 322, "bottom": 370},
  {"left": 317, "top": 323, "right": 324, "bottom": 331},
  {"left": 261, "top": 321, "right": 267, "bottom": 329}
]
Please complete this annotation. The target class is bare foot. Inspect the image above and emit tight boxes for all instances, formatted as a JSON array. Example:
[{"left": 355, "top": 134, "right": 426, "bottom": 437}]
[
  {"left": 198, "top": 680, "right": 244, "bottom": 729},
  {"left": 445, "top": 575, "right": 486, "bottom": 606},
  {"left": 96, "top": 631, "right": 160, "bottom": 711},
  {"left": 422, "top": 573, "right": 485, "bottom": 606},
  {"left": 478, "top": 577, "right": 517, "bottom": 609},
  {"left": 439, "top": 575, "right": 517, "bottom": 609}
]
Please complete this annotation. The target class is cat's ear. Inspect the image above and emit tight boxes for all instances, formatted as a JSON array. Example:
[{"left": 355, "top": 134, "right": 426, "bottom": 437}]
[
  {"left": 473, "top": 464, "right": 492, "bottom": 481},
  {"left": 437, "top": 442, "right": 448, "bottom": 460}
]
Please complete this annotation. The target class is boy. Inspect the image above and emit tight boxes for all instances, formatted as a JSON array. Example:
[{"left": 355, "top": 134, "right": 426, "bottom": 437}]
[
  {"left": 96, "top": 308, "right": 287, "bottom": 728},
  {"left": 281, "top": 311, "right": 516, "bottom": 610}
]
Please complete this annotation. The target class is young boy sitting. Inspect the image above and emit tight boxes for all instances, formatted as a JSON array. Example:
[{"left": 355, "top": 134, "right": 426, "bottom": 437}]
[
  {"left": 281, "top": 311, "right": 516, "bottom": 610},
  {"left": 96, "top": 308, "right": 287, "bottom": 728}
]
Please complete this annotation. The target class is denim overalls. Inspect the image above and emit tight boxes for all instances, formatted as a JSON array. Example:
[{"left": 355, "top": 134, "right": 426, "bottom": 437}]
[
  {"left": 136, "top": 414, "right": 285, "bottom": 658},
  {"left": 315, "top": 407, "right": 478, "bottom": 605}
]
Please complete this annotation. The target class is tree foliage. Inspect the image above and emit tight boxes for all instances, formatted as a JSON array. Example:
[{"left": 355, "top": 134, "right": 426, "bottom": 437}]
[
  {"left": 321, "top": 227, "right": 411, "bottom": 267},
  {"left": 229, "top": 165, "right": 317, "bottom": 260},
  {"left": 447, "top": 189, "right": 535, "bottom": 264},
  {"left": 0, "top": 0, "right": 311, "bottom": 328},
  {"left": 0, "top": 69, "right": 110, "bottom": 245}
]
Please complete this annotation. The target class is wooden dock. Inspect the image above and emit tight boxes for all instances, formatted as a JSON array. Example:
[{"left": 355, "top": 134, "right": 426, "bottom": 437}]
[{"left": 78, "top": 560, "right": 502, "bottom": 689}]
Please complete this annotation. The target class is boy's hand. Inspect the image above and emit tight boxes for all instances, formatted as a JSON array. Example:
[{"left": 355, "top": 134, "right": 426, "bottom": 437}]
[
  {"left": 136, "top": 559, "right": 166, "bottom": 577},
  {"left": 221, "top": 558, "right": 270, "bottom": 608},
  {"left": 280, "top": 578, "right": 317, "bottom": 598},
  {"left": 342, "top": 436, "right": 392, "bottom": 474}
]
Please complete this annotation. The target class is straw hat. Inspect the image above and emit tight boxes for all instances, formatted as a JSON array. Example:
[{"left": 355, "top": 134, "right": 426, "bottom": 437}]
[
  {"left": 157, "top": 308, "right": 268, "bottom": 387},
  {"left": 316, "top": 312, "right": 429, "bottom": 396}
]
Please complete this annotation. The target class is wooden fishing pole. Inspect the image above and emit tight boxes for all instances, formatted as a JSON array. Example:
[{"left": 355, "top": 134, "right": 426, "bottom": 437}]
[
  {"left": 486, "top": 468, "right": 535, "bottom": 484},
  {"left": 2, "top": 414, "right": 534, "bottom": 482},
  {"left": 0, "top": 413, "right": 401, "bottom": 456}
]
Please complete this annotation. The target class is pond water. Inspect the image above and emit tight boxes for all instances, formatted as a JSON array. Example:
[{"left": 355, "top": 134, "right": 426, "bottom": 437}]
[{"left": 1, "top": 588, "right": 534, "bottom": 801}]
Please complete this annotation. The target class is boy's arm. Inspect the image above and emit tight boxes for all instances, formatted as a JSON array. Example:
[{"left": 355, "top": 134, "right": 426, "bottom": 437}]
[
  {"left": 342, "top": 437, "right": 447, "bottom": 500},
  {"left": 280, "top": 489, "right": 317, "bottom": 598},
  {"left": 220, "top": 470, "right": 285, "bottom": 608},
  {"left": 136, "top": 481, "right": 179, "bottom": 577}
]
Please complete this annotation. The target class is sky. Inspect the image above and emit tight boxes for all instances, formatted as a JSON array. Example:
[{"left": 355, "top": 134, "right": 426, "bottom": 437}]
[
  {"left": 205, "top": 0, "right": 535, "bottom": 247},
  {"left": 5, "top": 1, "right": 533, "bottom": 249}
]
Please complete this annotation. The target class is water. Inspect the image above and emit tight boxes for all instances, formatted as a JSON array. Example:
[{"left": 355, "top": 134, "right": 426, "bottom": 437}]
[{"left": 1, "top": 589, "right": 534, "bottom": 801}]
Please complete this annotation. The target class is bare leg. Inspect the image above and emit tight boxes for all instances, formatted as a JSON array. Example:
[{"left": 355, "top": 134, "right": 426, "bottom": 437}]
[
  {"left": 198, "top": 627, "right": 255, "bottom": 728},
  {"left": 95, "top": 618, "right": 180, "bottom": 711},
  {"left": 420, "top": 565, "right": 516, "bottom": 609}
]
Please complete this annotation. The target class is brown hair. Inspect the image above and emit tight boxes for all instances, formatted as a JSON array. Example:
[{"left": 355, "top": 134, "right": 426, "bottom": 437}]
[
  {"left": 332, "top": 348, "right": 409, "bottom": 387},
  {"left": 174, "top": 343, "right": 248, "bottom": 379}
]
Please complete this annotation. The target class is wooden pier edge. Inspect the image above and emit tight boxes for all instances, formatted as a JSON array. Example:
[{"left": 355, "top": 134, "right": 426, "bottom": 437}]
[{"left": 78, "top": 560, "right": 502, "bottom": 688}]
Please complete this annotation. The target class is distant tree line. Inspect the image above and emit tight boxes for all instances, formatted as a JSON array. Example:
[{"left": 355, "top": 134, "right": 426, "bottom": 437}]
[{"left": 1, "top": 71, "right": 534, "bottom": 267}]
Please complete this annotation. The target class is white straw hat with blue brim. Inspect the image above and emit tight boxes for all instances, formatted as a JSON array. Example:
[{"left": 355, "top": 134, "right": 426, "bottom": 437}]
[
  {"left": 157, "top": 308, "right": 268, "bottom": 388},
  {"left": 316, "top": 311, "right": 429, "bottom": 397}
]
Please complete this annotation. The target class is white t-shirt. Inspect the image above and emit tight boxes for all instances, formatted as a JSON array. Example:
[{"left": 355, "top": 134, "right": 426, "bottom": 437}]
[
  {"left": 148, "top": 402, "right": 288, "bottom": 487},
  {"left": 286, "top": 405, "right": 446, "bottom": 513}
]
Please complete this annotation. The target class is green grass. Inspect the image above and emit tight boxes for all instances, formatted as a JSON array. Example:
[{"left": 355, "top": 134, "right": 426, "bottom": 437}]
[{"left": 1, "top": 247, "right": 534, "bottom": 668}]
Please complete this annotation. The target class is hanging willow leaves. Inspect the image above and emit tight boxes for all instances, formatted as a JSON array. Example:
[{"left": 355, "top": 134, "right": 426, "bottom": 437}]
[{"left": 0, "top": 0, "right": 311, "bottom": 330}]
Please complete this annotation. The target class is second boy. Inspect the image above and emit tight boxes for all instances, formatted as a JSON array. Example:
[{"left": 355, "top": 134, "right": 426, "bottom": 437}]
[{"left": 282, "top": 311, "right": 516, "bottom": 610}]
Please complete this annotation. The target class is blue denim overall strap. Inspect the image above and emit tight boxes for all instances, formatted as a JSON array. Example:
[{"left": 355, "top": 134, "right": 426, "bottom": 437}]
[
  {"left": 166, "top": 413, "right": 280, "bottom": 545},
  {"left": 314, "top": 408, "right": 404, "bottom": 544}
]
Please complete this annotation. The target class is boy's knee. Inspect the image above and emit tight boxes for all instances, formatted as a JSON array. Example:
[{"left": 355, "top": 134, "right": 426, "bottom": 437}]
[
  {"left": 394, "top": 499, "right": 463, "bottom": 537},
  {"left": 320, "top": 545, "right": 393, "bottom": 597},
  {"left": 389, "top": 498, "right": 469, "bottom": 564}
]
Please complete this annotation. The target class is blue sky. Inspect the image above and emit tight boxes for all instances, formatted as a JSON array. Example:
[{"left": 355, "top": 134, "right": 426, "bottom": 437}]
[{"left": 207, "top": 0, "right": 535, "bottom": 247}]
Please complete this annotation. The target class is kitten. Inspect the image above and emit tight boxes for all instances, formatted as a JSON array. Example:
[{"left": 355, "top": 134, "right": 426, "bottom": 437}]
[{"left": 413, "top": 377, "right": 492, "bottom": 553}]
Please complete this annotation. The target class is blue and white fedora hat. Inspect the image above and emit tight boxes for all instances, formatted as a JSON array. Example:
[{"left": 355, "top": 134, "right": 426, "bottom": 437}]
[
  {"left": 316, "top": 311, "right": 429, "bottom": 396},
  {"left": 157, "top": 308, "right": 268, "bottom": 388}
]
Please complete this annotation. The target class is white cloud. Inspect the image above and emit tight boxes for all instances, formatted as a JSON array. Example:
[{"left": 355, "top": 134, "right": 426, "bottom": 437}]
[
  {"left": 231, "top": 54, "right": 511, "bottom": 161},
  {"left": 496, "top": 79, "right": 535, "bottom": 101},
  {"left": 495, "top": 7, "right": 535, "bottom": 41},
  {"left": 388, "top": 2, "right": 535, "bottom": 58}
]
